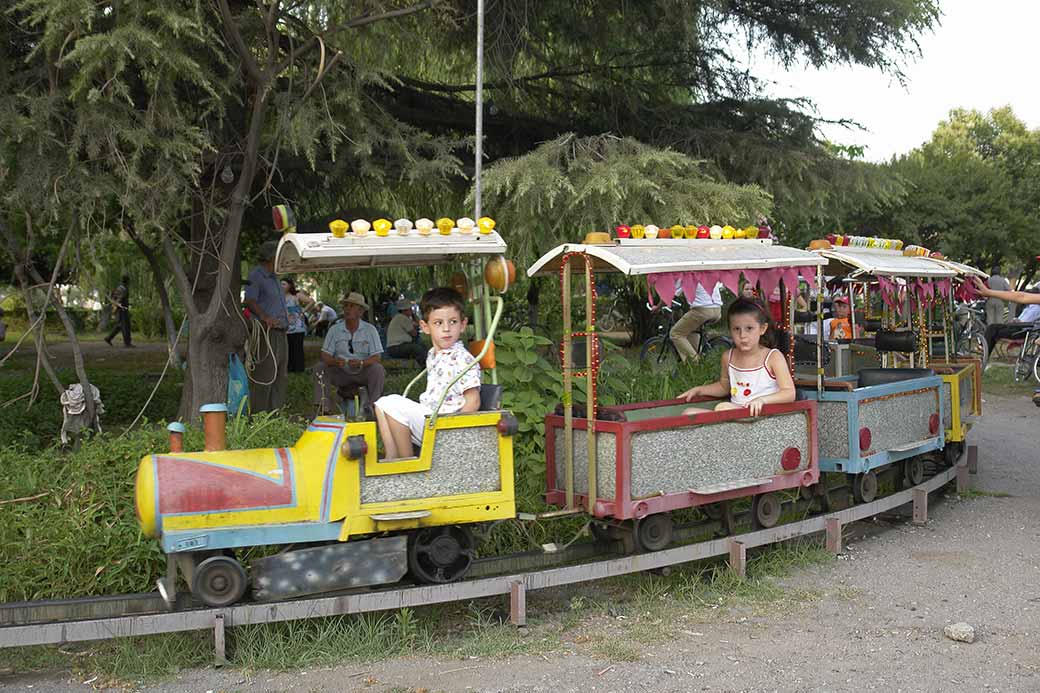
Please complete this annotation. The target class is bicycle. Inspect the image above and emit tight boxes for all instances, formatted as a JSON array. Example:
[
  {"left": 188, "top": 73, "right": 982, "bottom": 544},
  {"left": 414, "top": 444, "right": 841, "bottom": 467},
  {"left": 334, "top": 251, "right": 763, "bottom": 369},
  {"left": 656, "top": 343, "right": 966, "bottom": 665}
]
[
  {"left": 953, "top": 301, "right": 988, "bottom": 369},
  {"left": 639, "top": 308, "right": 731, "bottom": 375},
  {"left": 596, "top": 292, "right": 628, "bottom": 333},
  {"left": 1012, "top": 322, "right": 1040, "bottom": 383}
]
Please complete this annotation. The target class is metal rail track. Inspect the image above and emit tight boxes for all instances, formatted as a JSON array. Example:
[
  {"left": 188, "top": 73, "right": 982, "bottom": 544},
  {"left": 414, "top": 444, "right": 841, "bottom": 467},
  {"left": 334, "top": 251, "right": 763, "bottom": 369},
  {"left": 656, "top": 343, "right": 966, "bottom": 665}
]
[{"left": 0, "top": 451, "right": 975, "bottom": 656}]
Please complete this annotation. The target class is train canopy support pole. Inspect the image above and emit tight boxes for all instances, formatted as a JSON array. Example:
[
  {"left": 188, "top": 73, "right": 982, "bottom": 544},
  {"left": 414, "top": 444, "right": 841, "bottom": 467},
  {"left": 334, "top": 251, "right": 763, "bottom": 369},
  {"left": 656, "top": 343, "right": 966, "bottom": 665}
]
[
  {"left": 509, "top": 581, "right": 526, "bottom": 627},
  {"left": 825, "top": 517, "right": 842, "bottom": 555},
  {"left": 912, "top": 488, "right": 928, "bottom": 525},
  {"left": 728, "top": 539, "right": 746, "bottom": 578}
]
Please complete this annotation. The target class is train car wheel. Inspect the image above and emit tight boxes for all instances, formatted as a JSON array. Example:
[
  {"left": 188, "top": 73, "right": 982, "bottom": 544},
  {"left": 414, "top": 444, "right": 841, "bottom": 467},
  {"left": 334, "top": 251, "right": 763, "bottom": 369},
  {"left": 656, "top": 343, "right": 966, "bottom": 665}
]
[
  {"left": 943, "top": 442, "right": 964, "bottom": 467},
  {"left": 751, "top": 492, "right": 782, "bottom": 529},
  {"left": 636, "top": 514, "right": 673, "bottom": 552},
  {"left": 853, "top": 471, "right": 878, "bottom": 504},
  {"left": 903, "top": 457, "right": 925, "bottom": 486},
  {"left": 407, "top": 525, "right": 475, "bottom": 584},
  {"left": 192, "top": 555, "right": 248, "bottom": 608}
]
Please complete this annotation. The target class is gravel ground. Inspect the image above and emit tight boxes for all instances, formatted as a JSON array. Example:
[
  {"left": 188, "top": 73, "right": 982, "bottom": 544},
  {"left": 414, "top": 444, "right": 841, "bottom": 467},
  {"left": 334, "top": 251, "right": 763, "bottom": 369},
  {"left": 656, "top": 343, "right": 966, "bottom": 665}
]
[{"left": 4, "top": 391, "right": 1038, "bottom": 692}]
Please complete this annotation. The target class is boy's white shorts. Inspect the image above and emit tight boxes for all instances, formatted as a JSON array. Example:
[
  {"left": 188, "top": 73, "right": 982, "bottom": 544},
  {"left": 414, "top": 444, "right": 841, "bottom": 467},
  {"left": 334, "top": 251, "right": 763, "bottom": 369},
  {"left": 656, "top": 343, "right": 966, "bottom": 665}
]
[{"left": 376, "top": 394, "right": 432, "bottom": 445}]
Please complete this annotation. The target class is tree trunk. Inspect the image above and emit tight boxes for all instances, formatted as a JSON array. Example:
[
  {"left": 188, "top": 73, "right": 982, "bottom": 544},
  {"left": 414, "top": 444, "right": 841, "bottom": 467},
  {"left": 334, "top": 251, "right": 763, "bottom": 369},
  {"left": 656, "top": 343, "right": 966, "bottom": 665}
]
[
  {"left": 177, "top": 299, "right": 247, "bottom": 421},
  {"left": 127, "top": 228, "right": 180, "bottom": 365}
]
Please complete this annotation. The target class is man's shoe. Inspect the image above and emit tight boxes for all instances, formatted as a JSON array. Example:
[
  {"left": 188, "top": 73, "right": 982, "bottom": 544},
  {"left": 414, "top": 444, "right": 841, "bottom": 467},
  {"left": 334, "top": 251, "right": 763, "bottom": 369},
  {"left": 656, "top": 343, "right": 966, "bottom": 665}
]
[{"left": 104, "top": 337, "right": 113, "bottom": 346}]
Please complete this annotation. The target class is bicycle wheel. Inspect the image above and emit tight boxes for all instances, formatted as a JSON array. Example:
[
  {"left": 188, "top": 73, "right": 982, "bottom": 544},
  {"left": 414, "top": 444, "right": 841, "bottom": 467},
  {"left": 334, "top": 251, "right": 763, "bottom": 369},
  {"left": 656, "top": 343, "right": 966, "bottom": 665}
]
[
  {"left": 957, "top": 332, "right": 987, "bottom": 369},
  {"left": 597, "top": 306, "right": 617, "bottom": 333},
  {"left": 640, "top": 335, "right": 679, "bottom": 375},
  {"left": 1032, "top": 349, "right": 1040, "bottom": 384},
  {"left": 702, "top": 335, "right": 733, "bottom": 356}
]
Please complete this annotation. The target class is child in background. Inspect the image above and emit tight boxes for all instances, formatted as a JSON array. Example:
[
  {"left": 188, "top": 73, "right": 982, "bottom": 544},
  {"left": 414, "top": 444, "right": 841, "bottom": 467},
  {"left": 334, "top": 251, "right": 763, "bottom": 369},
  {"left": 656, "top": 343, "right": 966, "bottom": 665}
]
[
  {"left": 375, "top": 287, "right": 481, "bottom": 459},
  {"left": 679, "top": 297, "right": 795, "bottom": 417}
]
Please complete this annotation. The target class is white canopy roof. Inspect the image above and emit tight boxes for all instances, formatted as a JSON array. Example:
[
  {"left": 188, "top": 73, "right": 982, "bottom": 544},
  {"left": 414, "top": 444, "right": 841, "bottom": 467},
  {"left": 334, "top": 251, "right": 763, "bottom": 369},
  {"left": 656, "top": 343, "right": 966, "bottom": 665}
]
[
  {"left": 526, "top": 239, "right": 825, "bottom": 277},
  {"left": 927, "top": 257, "right": 988, "bottom": 279},
  {"left": 813, "top": 247, "right": 956, "bottom": 279},
  {"left": 275, "top": 230, "right": 507, "bottom": 273}
]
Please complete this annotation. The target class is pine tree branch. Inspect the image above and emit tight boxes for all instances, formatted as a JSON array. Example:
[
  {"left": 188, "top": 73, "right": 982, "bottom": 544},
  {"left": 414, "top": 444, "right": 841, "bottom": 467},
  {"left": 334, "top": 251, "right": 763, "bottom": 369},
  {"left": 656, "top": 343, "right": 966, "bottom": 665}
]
[
  {"left": 218, "top": 0, "right": 264, "bottom": 85},
  {"left": 272, "top": 0, "right": 434, "bottom": 76}
]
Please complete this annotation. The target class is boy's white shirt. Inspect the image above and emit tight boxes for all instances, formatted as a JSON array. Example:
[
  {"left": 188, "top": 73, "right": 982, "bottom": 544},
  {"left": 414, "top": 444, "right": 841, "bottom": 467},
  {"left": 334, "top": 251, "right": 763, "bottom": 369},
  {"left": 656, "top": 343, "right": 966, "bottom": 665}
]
[{"left": 418, "top": 341, "right": 481, "bottom": 413}]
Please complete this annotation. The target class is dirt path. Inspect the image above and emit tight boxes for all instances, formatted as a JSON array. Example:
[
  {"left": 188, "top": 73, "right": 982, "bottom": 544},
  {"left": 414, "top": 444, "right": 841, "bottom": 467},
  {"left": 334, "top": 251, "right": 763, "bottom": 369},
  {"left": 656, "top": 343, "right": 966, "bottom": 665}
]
[{"left": 4, "top": 392, "right": 1038, "bottom": 692}]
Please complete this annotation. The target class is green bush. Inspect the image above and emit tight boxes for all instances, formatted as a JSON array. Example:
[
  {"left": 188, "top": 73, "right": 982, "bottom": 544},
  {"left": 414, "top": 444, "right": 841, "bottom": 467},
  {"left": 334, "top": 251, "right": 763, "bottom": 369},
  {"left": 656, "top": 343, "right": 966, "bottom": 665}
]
[{"left": 0, "top": 414, "right": 304, "bottom": 602}]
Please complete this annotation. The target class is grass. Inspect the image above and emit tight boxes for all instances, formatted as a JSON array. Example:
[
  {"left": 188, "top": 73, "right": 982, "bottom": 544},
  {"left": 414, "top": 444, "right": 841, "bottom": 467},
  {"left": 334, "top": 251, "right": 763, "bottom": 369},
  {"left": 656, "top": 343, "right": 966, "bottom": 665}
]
[
  {"left": 981, "top": 360, "right": 1039, "bottom": 396},
  {"left": 956, "top": 488, "right": 1012, "bottom": 499}
]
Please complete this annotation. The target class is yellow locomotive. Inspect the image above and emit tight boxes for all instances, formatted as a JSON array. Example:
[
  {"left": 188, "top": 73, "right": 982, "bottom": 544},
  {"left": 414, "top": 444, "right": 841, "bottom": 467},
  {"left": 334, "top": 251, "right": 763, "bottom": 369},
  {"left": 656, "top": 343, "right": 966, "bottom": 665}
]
[{"left": 135, "top": 220, "right": 517, "bottom": 607}]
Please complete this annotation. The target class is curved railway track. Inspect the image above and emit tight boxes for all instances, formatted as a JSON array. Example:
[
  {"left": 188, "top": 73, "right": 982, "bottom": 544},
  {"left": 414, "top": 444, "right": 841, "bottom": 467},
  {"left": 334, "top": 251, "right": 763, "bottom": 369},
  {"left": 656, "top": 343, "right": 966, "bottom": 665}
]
[{"left": 0, "top": 450, "right": 976, "bottom": 661}]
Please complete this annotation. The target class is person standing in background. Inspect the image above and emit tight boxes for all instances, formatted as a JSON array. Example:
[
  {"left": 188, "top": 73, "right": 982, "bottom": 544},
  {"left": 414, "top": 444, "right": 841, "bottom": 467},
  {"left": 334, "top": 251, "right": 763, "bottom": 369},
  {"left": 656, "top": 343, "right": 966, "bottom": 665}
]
[
  {"left": 985, "top": 266, "right": 1011, "bottom": 325},
  {"left": 283, "top": 278, "right": 306, "bottom": 373},
  {"left": 244, "top": 241, "right": 289, "bottom": 412},
  {"left": 104, "top": 274, "right": 133, "bottom": 347},
  {"left": 526, "top": 279, "right": 540, "bottom": 331}
]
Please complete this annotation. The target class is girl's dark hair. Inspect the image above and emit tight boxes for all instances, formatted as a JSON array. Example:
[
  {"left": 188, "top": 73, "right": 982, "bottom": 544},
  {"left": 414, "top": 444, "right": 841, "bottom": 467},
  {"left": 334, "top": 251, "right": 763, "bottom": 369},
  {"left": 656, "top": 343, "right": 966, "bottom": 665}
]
[
  {"left": 727, "top": 297, "right": 776, "bottom": 348},
  {"left": 420, "top": 287, "right": 466, "bottom": 320},
  {"left": 282, "top": 277, "right": 297, "bottom": 293}
]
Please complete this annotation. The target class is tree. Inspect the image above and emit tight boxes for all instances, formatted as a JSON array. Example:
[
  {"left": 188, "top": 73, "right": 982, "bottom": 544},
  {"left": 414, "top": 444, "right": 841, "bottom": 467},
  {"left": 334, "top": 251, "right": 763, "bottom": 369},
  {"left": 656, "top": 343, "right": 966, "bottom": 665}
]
[
  {"left": 843, "top": 107, "right": 1040, "bottom": 271},
  {"left": 3, "top": 1, "right": 461, "bottom": 418},
  {"left": 3, "top": 0, "right": 940, "bottom": 419}
]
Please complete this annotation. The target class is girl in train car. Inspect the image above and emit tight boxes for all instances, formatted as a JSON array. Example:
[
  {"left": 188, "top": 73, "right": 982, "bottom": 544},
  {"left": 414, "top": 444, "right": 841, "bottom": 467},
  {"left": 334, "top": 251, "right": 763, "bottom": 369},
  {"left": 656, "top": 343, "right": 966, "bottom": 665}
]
[{"left": 679, "top": 297, "right": 796, "bottom": 417}]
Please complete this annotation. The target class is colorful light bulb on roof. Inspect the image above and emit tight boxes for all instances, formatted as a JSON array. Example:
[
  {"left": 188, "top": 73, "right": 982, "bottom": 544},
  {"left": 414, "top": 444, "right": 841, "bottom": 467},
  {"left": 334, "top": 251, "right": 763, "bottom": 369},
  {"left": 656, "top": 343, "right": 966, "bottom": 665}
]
[
  {"left": 721, "top": 224, "right": 736, "bottom": 239},
  {"left": 671, "top": 224, "right": 685, "bottom": 239},
  {"left": 477, "top": 216, "right": 496, "bottom": 234},
  {"left": 709, "top": 224, "right": 723, "bottom": 239},
  {"left": 351, "top": 219, "right": 371, "bottom": 236},
  {"left": 644, "top": 224, "right": 659, "bottom": 239},
  {"left": 685, "top": 225, "right": 698, "bottom": 239},
  {"left": 696, "top": 225, "right": 710, "bottom": 239},
  {"left": 394, "top": 218, "right": 413, "bottom": 235},
  {"left": 373, "top": 218, "right": 392, "bottom": 237},
  {"left": 436, "top": 217, "right": 454, "bottom": 235},
  {"left": 631, "top": 224, "right": 646, "bottom": 239},
  {"left": 615, "top": 225, "right": 631, "bottom": 239},
  {"left": 415, "top": 218, "right": 434, "bottom": 236},
  {"left": 328, "top": 219, "right": 348, "bottom": 238},
  {"left": 457, "top": 217, "right": 475, "bottom": 234}
]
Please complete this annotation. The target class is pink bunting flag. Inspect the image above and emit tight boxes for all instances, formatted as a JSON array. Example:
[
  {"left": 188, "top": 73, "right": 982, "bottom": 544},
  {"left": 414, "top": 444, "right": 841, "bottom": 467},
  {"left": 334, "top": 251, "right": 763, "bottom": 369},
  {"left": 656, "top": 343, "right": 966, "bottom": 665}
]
[
  {"left": 756, "top": 268, "right": 781, "bottom": 298},
  {"left": 718, "top": 269, "right": 742, "bottom": 297},
  {"left": 680, "top": 273, "right": 699, "bottom": 304},
  {"left": 651, "top": 273, "right": 677, "bottom": 304},
  {"left": 799, "top": 267, "right": 817, "bottom": 291}
]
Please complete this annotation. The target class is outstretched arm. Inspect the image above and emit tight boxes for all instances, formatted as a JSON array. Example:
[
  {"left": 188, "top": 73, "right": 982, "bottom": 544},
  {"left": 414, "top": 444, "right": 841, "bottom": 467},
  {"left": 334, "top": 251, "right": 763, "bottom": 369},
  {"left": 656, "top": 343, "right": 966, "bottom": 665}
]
[{"left": 972, "top": 277, "right": 1040, "bottom": 305}]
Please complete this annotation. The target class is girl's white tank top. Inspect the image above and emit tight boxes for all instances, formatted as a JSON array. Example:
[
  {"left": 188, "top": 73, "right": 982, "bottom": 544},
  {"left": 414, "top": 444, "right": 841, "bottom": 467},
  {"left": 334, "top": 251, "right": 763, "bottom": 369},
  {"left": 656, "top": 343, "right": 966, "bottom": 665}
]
[{"left": 727, "top": 348, "right": 780, "bottom": 406}]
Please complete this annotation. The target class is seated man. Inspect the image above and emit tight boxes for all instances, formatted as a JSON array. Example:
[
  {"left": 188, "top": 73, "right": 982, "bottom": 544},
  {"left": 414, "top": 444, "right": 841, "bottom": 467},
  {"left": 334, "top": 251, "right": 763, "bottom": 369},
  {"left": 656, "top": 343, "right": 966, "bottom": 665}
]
[
  {"left": 384, "top": 298, "right": 426, "bottom": 366},
  {"left": 974, "top": 281, "right": 1040, "bottom": 356},
  {"left": 312, "top": 301, "right": 337, "bottom": 337},
  {"left": 313, "top": 292, "right": 386, "bottom": 414}
]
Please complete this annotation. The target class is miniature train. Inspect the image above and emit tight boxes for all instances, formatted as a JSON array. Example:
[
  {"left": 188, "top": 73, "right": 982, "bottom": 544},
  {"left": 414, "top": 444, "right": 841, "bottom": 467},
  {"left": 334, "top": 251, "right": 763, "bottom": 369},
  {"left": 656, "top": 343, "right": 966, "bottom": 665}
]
[{"left": 135, "top": 228, "right": 981, "bottom": 607}]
